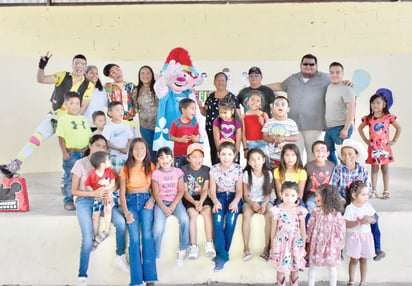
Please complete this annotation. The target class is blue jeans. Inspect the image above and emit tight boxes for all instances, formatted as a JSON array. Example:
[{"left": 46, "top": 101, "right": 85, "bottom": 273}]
[
  {"left": 127, "top": 193, "right": 157, "bottom": 285},
  {"left": 140, "top": 127, "right": 156, "bottom": 163},
  {"left": 213, "top": 192, "right": 242, "bottom": 263},
  {"left": 76, "top": 197, "right": 126, "bottom": 278},
  {"left": 305, "top": 195, "right": 317, "bottom": 215},
  {"left": 153, "top": 201, "right": 190, "bottom": 258},
  {"left": 247, "top": 140, "right": 269, "bottom": 167},
  {"left": 247, "top": 139, "right": 267, "bottom": 152},
  {"left": 371, "top": 213, "right": 381, "bottom": 251},
  {"left": 62, "top": 151, "right": 83, "bottom": 205},
  {"left": 324, "top": 125, "right": 353, "bottom": 165}
]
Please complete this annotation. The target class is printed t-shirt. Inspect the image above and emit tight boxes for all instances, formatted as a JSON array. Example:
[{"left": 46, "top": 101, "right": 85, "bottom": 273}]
[
  {"left": 210, "top": 163, "right": 242, "bottom": 192},
  {"left": 105, "top": 82, "right": 136, "bottom": 120},
  {"left": 102, "top": 121, "right": 134, "bottom": 160},
  {"left": 119, "top": 163, "right": 156, "bottom": 190},
  {"left": 152, "top": 167, "right": 184, "bottom": 202},
  {"left": 169, "top": 118, "right": 200, "bottom": 156},
  {"left": 84, "top": 168, "right": 117, "bottom": 190},
  {"left": 304, "top": 160, "right": 335, "bottom": 195},
  {"left": 55, "top": 114, "right": 92, "bottom": 149},
  {"left": 213, "top": 118, "right": 242, "bottom": 143},
  {"left": 181, "top": 164, "right": 210, "bottom": 196},
  {"left": 262, "top": 118, "right": 299, "bottom": 161}
]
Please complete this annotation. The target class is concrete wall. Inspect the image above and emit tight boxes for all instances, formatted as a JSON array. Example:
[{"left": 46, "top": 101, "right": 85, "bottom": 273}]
[{"left": 0, "top": 2, "right": 410, "bottom": 172}]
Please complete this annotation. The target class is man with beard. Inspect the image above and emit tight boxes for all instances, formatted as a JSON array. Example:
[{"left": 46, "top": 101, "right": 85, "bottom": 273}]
[{"left": 268, "top": 54, "right": 330, "bottom": 162}]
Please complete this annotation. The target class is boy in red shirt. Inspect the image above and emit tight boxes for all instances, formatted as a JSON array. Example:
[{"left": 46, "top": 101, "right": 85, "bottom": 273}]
[{"left": 169, "top": 98, "right": 200, "bottom": 167}]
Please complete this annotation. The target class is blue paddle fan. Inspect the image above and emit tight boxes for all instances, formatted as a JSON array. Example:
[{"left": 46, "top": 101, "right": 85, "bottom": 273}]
[{"left": 352, "top": 69, "right": 371, "bottom": 97}]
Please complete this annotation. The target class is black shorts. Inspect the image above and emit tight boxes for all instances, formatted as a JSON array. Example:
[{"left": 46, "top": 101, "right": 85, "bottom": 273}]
[{"left": 182, "top": 193, "right": 213, "bottom": 209}]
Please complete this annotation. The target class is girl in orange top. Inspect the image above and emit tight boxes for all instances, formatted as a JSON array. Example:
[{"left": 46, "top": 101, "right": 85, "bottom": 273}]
[{"left": 119, "top": 138, "right": 157, "bottom": 286}]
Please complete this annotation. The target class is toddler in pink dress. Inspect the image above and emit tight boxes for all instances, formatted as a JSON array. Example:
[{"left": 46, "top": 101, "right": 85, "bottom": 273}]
[
  {"left": 270, "top": 181, "right": 307, "bottom": 286},
  {"left": 307, "top": 184, "right": 346, "bottom": 286}
]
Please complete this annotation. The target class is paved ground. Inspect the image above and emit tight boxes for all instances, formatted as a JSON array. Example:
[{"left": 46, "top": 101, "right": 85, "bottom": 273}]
[{"left": 1, "top": 283, "right": 408, "bottom": 286}]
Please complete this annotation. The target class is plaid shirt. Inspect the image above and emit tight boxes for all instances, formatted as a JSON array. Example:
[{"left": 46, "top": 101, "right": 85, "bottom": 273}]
[{"left": 329, "top": 162, "right": 371, "bottom": 199}]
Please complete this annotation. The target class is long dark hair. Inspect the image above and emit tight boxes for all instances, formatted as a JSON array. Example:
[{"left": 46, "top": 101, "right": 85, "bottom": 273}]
[
  {"left": 217, "top": 97, "right": 240, "bottom": 136},
  {"left": 123, "top": 138, "right": 152, "bottom": 178},
  {"left": 244, "top": 148, "right": 272, "bottom": 196},
  {"left": 133, "top": 65, "right": 156, "bottom": 105},
  {"left": 317, "top": 184, "right": 343, "bottom": 214},
  {"left": 366, "top": 93, "right": 390, "bottom": 124},
  {"left": 277, "top": 144, "right": 303, "bottom": 183},
  {"left": 345, "top": 180, "right": 367, "bottom": 206},
  {"left": 86, "top": 65, "right": 103, "bottom": 91},
  {"left": 84, "top": 134, "right": 107, "bottom": 157}
]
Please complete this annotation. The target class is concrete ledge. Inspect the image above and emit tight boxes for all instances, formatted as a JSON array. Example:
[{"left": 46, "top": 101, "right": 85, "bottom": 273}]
[
  {"left": 1, "top": 170, "right": 411, "bottom": 285},
  {"left": 1, "top": 211, "right": 411, "bottom": 285}
]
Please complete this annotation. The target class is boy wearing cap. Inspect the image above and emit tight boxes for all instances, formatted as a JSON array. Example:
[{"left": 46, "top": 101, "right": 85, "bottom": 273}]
[
  {"left": 324, "top": 62, "right": 356, "bottom": 165},
  {"left": 169, "top": 98, "right": 200, "bottom": 168},
  {"left": 103, "top": 63, "right": 136, "bottom": 131},
  {"left": 330, "top": 139, "right": 386, "bottom": 261},
  {"left": 182, "top": 143, "right": 215, "bottom": 260},
  {"left": 238, "top": 67, "right": 275, "bottom": 118}
]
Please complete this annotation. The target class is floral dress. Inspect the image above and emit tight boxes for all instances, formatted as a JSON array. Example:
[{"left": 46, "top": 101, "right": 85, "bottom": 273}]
[
  {"left": 306, "top": 208, "right": 346, "bottom": 267},
  {"left": 361, "top": 114, "right": 396, "bottom": 165},
  {"left": 271, "top": 205, "right": 307, "bottom": 272}
]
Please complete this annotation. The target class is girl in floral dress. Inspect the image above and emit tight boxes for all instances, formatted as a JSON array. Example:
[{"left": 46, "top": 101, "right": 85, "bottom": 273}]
[
  {"left": 358, "top": 92, "right": 401, "bottom": 199},
  {"left": 306, "top": 184, "right": 346, "bottom": 286},
  {"left": 270, "top": 181, "right": 307, "bottom": 286}
]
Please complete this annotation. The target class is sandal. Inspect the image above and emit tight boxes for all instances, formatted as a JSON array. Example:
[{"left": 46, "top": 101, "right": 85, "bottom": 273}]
[
  {"left": 243, "top": 250, "right": 252, "bottom": 261},
  {"left": 92, "top": 239, "right": 99, "bottom": 251},
  {"left": 96, "top": 230, "right": 110, "bottom": 243},
  {"left": 92, "top": 230, "right": 110, "bottom": 250},
  {"left": 359, "top": 282, "right": 367, "bottom": 286},
  {"left": 259, "top": 250, "right": 269, "bottom": 262},
  {"left": 370, "top": 190, "right": 378, "bottom": 199},
  {"left": 347, "top": 282, "right": 355, "bottom": 286},
  {"left": 382, "top": 191, "right": 390, "bottom": 200}
]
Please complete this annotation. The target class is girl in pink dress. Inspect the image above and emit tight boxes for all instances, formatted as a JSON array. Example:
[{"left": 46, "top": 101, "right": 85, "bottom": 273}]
[
  {"left": 358, "top": 93, "right": 401, "bottom": 199},
  {"left": 307, "top": 184, "right": 346, "bottom": 286},
  {"left": 270, "top": 181, "right": 307, "bottom": 286},
  {"left": 344, "top": 181, "right": 376, "bottom": 286}
]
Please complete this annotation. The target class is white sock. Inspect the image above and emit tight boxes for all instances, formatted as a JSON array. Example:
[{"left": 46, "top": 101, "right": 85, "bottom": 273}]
[
  {"left": 308, "top": 264, "right": 317, "bottom": 286},
  {"left": 328, "top": 266, "right": 337, "bottom": 286}
]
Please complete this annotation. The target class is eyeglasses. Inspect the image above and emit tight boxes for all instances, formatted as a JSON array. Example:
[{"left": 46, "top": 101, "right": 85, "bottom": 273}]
[{"left": 302, "top": 62, "right": 316, "bottom": 66}]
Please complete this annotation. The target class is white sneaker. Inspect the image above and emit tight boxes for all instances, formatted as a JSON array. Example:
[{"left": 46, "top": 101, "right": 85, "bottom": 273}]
[
  {"left": 205, "top": 241, "right": 216, "bottom": 258},
  {"left": 188, "top": 245, "right": 199, "bottom": 260},
  {"left": 176, "top": 249, "right": 188, "bottom": 267},
  {"left": 78, "top": 277, "right": 87, "bottom": 286},
  {"left": 114, "top": 254, "right": 130, "bottom": 273}
]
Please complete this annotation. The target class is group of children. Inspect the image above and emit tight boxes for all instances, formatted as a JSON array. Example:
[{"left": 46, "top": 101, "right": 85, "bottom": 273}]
[{"left": 50, "top": 56, "right": 402, "bottom": 286}]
